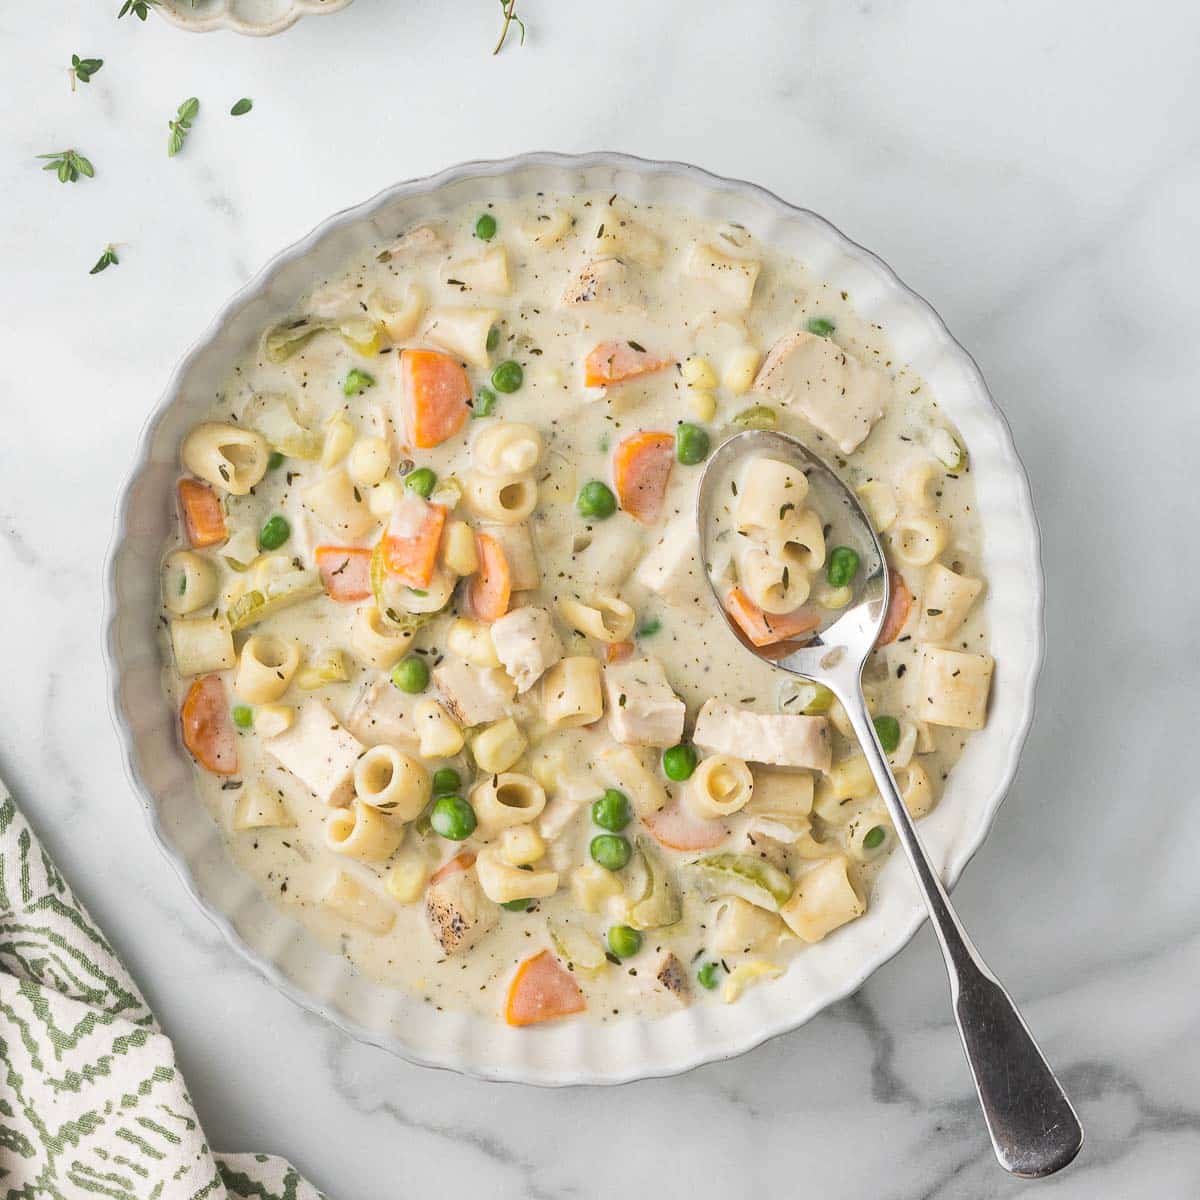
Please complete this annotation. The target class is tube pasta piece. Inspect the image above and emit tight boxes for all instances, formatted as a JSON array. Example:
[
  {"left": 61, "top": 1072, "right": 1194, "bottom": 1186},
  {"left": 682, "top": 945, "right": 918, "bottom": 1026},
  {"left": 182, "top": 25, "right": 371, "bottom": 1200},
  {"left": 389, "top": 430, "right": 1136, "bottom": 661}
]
[
  {"left": 721, "top": 960, "right": 784, "bottom": 1003},
  {"left": 541, "top": 656, "right": 604, "bottom": 729},
  {"left": 423, "top": 306, "right": 500, "bottom": 369},
  {"left": 745, "top": 768, "right": 814, "bottom": 821},
  {"left": 917, "top": 562, "right": 984, "bottom": 644},
  {"left": 254, "top": 704, "right": 294, "bottom": 739},
  {"left": 353, "top": 744, "right": 430, "bottom": 820},
  {"left": 234, "top": 635, "right": 301, "bottom": 703},
  {"left": 470, "top": 772, "right": 547, "bottom": 835},
  {"left": 470, "top": 717, "right": 528, "bottom": 774},
  {"left": 736, "top": 544, "right": 811, "bottom": 614},
  {"left": 900, "top": 459, "right": 939, "bottom": 512},
  {"left": 170, "top": 614, "right": 235, "bottom": 677},
  {"left": 265, "top": 699, "right": 364, "bottom": 807},
  {"left": 843, "top": 805, "right": 894, "bottom": 862},
  {"left": 771, "top": 507, "right": 826, "bottom": 573},
  {"left": 888, "top": 719, "right": 919, "bottom": 770},
  {"left": 712, "top": 897, "right": 785, "bottom": 956},
  {"left": 890, "top": 512, "right": 950, "bottom": 567},
  {"left": 163, "top": 550, "right": 218, "bottom": 616},
  {"left": 446, "top": 617, "right": 501, "bottom": 668},
  {"left": 779, "top": 855, "right": 865, "bottom": 943},
  {"left": 446, "top": 246, "right": 511, "bottom": 295},
  {"left": 519, "top": 207, "right": 573, "bottom": 245},
  {"left": 471, "top": 422, "right": 543, "bottom": 476},
  {"left": 685, "top": 754, "right": 754, "bottom": 820},
  {"left": 734, "top": 458, "right": 809, "bottom": 540},
  {"left": 412, "top": 697, "right": 466, "bottom": 758},
  {"left": 181, "top": 422, "right": 269, "bottom": 495},
  {"left": 500, "top": 825, "right": 545, "bottom": 867},
  {"left": 321, "top": 871, "right": 395, "bottom": 936},
  {"left": 598, "top": 746, "right": 668, "bottom": 818},
  {"left": 368, "top": 281, "right": 426, "bottom": 341},
  {"left": 475, "top": 846, "right": 557, "bottom": 905},
  {"left": 303, "top": 468, "right": 375, "bottom": 540},
  {"left": 602, "top": 657, "right": 685, "bottom": 749},
  {"left": 857, "top": 480, "right": 898, "bottom": 533},
  {"left": 685, "top": 241, "right": 761, "bottom": 312},
  {"left": 246, "top": 392, "right": 322, "bottom": 461},
  {"left": 231, "top": 781, "right": 295, "bottom": 832},
  {"left": 351, "top": 605, "right": 415, "bottom": 670},
  {"left": 490, "top": 606, "right": 564, "bottom": 693},
  {"left": 442, "top": 520, "right": 479, "bottom": 576},
  {"left": 897, "top": 761, "right": 934, "bottom": 820},
  {"left": 917, "top": 647, "right": 994, "bottom": 730},
  {"left": 465, "top": 471, "right": 538, "bottom": 524},
  {"left": 597, "top": 220, "right": 664, "bottom": 267},
  {"left": 558, "top": 594, "right": 635, "bottom": 644},
  {"left": 347, "top": 437, "right": 391, "bottom": 487},
  {"left": 325, "top": 801, "right": 405, "bottom": 863}
]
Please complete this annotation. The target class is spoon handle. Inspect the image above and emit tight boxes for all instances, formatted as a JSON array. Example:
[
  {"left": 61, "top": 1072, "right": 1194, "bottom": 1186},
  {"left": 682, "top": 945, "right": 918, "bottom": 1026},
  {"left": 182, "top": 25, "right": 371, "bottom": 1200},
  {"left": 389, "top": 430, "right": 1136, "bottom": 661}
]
[{"left": 839, "top": 688, "right": 1083, "bottom": 1178}]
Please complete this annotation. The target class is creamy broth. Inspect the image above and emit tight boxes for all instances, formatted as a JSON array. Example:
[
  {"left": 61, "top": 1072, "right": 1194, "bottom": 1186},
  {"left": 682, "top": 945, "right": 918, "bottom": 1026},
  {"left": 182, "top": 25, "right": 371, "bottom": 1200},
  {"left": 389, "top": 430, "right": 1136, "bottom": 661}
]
[{"left": 160, "top": 192, "right": 992, "bottom": 1023}]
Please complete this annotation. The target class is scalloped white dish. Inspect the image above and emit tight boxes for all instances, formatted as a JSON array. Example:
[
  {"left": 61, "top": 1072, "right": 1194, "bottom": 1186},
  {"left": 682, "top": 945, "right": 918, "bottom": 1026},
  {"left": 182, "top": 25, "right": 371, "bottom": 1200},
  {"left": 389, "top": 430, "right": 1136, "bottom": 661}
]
[
  {"left": 158, "top": 0, "right": 352, "bottom": 36},
  {"left": 104, "top": 153, "right": 1043, "bottom": 1084}
]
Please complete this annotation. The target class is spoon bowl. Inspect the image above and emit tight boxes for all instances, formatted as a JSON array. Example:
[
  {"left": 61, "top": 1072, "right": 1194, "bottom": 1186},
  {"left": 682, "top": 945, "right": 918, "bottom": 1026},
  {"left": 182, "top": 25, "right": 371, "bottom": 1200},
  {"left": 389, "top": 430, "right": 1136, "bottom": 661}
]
[{"left": 697, "top": 428, "right": 1083, "bottom": 1180}]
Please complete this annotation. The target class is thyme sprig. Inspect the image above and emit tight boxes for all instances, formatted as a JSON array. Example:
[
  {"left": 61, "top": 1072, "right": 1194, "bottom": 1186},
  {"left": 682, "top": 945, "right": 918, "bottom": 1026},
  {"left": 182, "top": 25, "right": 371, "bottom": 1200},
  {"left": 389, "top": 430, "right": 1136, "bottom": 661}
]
[
  {"left": 168, "top": 97, "right": 200, "bottom": 157},
  {"left": 493, "top": 0, "right": 525, "bottom": 54},
  {"left": 37, "top": 149, "right": 95, "bottom": 183},
  {"left": 90, "top": 245, "right": 119, "bottom": 275},
  {"left": 118, "top": 0, "right": 160, "bottom": 19},
  {"left": 69, "top": 55, "right": 103, "bottom": 90}
]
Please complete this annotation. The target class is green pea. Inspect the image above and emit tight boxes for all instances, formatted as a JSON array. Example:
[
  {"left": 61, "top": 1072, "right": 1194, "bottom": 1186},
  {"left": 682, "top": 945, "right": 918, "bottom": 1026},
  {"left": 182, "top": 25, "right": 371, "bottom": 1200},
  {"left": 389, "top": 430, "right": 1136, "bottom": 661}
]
[
  {"left": 491, "top": 360, "right": 524, "bottom": 394},
  {"left": 486, "top": 326, "right": 500, "bottom": 353},
  {"left": 591, "top": 788, "right": 632, "bottom": 832},
  {"left": 576, "top": 480, "right": 617, "bottom": 520},
  {"left": 873, "top": 715, "right": 900, "bottom": 754},
  {"left": 430, "top": 795, "right": 476, "bottom": 841},
  {"left": 432, "top": 767, "right": 461, "bottom": 795},
  {"left": 231, "top": 705, "right": 253, "bottom": 729},
  {"left": 806, "top": 317, "right": 836, "bottom": 337},
  {"left": 405, "top": 467, "right": 437, "bottom": 498},
  {"left": 258, "top": 514, "right": 290, "bottom": 551},
  {"left": 607, "top": 925, "right": 642, "bottom": 960},
  {"left": 475, "top": 212, "right": 497, "bottom": 240},
  {"left": 662, "top": 743, "right": 697, "bottom": 782},
  {"left": 502, "top": 897, "right": 534, "bottom": 912},
  {"left": 696, "top": 962, "right": 720, "bottom": 990},
  {"left": 675, "top": 422, "right": 710, "bottom": 466},
  {"left": 863, "top": 825, "right": 887, "bottom": 851},
  {"left": 343, "top": 367, "right": 375, "bottom": 396},
  {"left": 473, "top": 387, "right": 497, "bottom": 419},
  {"left": 590, "top": 833, "right": 631, "bottom": 872},
  {"left": 267, "top": 450, "right": 285, "bottom": 471},
  {"left": 827, "top": 545, "right": 860, "bottom": 588},
  {"left": 636, "top": 617, "right": 662, "bottom": 638},
  {"left": 391, "top": 655, "right": 430, "bottom": 694}
]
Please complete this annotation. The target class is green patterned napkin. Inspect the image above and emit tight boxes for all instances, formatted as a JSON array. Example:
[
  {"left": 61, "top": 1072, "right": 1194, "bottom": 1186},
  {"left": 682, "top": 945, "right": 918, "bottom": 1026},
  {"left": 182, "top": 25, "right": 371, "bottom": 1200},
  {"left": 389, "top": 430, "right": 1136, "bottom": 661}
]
[{"left": 0, "top": 779, "right": 323, "bottom": 1199}]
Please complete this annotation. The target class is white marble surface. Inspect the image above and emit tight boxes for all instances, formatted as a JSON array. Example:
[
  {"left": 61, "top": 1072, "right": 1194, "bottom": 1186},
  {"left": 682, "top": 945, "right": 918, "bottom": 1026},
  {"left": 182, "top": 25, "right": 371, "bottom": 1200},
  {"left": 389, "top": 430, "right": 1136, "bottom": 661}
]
[{"left": 2, "top": 1, "right": 1198, "bottom": 1194}]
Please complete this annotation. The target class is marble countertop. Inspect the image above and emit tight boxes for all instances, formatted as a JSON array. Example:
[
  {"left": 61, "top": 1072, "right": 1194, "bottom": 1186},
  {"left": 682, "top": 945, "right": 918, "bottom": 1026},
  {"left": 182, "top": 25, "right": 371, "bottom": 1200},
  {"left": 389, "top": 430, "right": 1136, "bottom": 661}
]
[{"left": 3, "top": 1, "right": 1198, "bottom": 1195}]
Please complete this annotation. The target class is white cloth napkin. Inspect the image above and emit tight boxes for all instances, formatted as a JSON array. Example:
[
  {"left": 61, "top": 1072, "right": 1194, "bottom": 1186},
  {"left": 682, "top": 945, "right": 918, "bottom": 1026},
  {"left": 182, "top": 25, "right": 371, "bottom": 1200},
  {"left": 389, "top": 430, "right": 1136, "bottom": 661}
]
[{"left": 0, "top": 779, "right": 324, "bottom": 1198}]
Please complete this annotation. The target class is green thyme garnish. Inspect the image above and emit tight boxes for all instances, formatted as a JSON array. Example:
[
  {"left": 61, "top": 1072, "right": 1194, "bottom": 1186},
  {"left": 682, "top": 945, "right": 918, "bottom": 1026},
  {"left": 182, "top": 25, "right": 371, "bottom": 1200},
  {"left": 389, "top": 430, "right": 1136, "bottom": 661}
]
[
  {"left": 230, "top": 98, "right": 253, "bottom": 117},
  {"left": 90, "top": 245, "right": 119, "bottom": 275},
  {"left": 118, "top": 0, "right": 159, "bottom": 19},
  {"left": 37, "top": 149, "right": 94, "bottom": 183},
  {"left": 69, "top": 55, "right": 104, "bottom": 89},
  {"left": 168, "top": 97, "right": 200, "bottom": 157},
  {"left": 493, "top": 0, "right": 525, "bottom": 54}
]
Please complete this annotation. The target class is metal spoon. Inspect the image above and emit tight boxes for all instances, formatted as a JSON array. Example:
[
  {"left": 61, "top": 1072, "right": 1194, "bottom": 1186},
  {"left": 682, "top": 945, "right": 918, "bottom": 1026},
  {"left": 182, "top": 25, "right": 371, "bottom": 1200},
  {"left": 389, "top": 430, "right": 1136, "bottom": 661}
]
[{"left": 697, "top": 429, "right": 1083, "bottom": 1178}]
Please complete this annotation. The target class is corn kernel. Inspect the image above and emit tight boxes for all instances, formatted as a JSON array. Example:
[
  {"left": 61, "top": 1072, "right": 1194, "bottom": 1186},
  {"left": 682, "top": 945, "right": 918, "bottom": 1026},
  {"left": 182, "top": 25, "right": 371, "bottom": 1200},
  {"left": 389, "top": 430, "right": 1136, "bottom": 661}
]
[
  {"left": 368, "top": 478, "right": 402, "bottom": 520},
  {"left": 681, "top": 356, "right": 717, "bottom": 389},
  {"left": 723, "top": 345, "right": 761, "bottom": 395},
  {"left": 500, "top": 825, "right": 545, "bottom": 867},
  {"left": 471, "top": 717, "right": 528, "bottom": 774},
  {"left": 442, "top": 520, "right": 480, "bottom": 575},
  {"left": 688, "top": 385, "right": 717, "bottom": 422},
  {"left": 321, "top": 415, "right": 355, "bottom": 470},
  {"left": 386, "top": 858, "right": 428, "bottom": 905}
]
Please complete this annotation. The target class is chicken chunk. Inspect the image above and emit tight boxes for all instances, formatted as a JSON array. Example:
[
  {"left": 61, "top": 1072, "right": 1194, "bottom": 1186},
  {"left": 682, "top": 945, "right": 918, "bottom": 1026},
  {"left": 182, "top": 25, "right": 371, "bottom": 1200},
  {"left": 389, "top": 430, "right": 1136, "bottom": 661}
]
[
  {"left": 693, "top": 698, "right": 832, "bottom": 771},
  {"left": 753, "top": 330, "right": 889, "bottom": 454},
  {"left": 343, "top": 679, "right": 421, "bottom": 753},
  {"left": 490, "top": 605, "right": 564, "bottom": 693},
  {"left": 425, "top": 862, "right": 498, "bottom": 955},
  {"left": 603, "top": 657, "right": 686, "bottom": 748},
  {"left": 479, "top": 522, "right": 539, "bottom": 592},
  {"left": 265, "top": 699, "right": 364, "bottom": 807},
  {"left": 633, "top": 515, "right": 704, "bottom": 606},
  {"left": 561, "top": 258, "right": 643, "bottom": 311},
  {"left": 432, "top": 660, "right": 516, "bottom": 727},
  {"left": 655, "top": 953, "right": 691, "bottom": 1002}
]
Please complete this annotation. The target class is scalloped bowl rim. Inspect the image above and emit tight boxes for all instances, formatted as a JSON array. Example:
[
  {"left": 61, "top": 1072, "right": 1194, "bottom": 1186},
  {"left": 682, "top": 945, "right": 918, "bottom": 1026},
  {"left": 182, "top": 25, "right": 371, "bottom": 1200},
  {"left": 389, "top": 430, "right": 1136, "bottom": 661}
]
[
  {"left": 157, "top": 0, "right": 353, "bottom": 37},
  {"left": 103, "top": 151, "right": 1045, "bottom": 1085}
]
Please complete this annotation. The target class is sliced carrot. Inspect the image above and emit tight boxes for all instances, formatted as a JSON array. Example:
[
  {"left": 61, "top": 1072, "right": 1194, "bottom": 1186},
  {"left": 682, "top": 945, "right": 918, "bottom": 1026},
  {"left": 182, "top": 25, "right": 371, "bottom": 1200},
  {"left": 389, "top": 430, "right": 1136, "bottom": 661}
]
[
  {"left": 643, "top": 800, "right": 728, "bottom": 852},
  {"left": 178, "top": 478, "right": 227, "bottom": 549},
  {"left": 430, "top": 851, "right": 476, "bottom": 885},
  {"left": 605, "top": 640, "right": 635, "bottom": 664},
  {"left": 724, "top": 586, "right": 821, "bottom": 648},
  {"left": 505, "top": 950, "right": 586, "bottom": 1027},
  {"left": 401, "top": 349, "right": 471, "bottom": 449},
  {"left": 315, "top": 546, "right": 373, "bottom": 602},
  {"left": 466, "top": 531, "right": 511, "bottom": 622},
  {"left": 382, "top": 495, "right": 447, "bottom": 589},
  {"left": 180, "top": 675, "right": 238, "bottom": 776},
  {"left": 583, "top": 341, "right": 671, "bottom": 388},
  {"left": 612, "top": 431, "right": 674, "bottom": 525},
  {"left": 878, "top": 567, "right": 913, "bottom": 646}
]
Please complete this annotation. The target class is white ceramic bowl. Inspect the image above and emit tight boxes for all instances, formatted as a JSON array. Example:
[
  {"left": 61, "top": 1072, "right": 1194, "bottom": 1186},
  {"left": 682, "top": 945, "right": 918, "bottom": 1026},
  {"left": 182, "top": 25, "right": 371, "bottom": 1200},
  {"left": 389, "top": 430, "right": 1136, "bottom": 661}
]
[
  {"left": 104, "top": 152, "right": 1044, "bottom": 1085},
  {"left": 157, "top": 0, "right": 352, "bottom": 37}
]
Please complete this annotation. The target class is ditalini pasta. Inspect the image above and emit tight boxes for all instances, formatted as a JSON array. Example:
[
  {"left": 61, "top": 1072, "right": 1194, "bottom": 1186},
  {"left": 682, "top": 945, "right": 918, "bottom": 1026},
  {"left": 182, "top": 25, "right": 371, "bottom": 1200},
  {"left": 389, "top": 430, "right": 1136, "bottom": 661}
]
[{"left": 160, "top": 191, "right": 992, "bottom": 1025}]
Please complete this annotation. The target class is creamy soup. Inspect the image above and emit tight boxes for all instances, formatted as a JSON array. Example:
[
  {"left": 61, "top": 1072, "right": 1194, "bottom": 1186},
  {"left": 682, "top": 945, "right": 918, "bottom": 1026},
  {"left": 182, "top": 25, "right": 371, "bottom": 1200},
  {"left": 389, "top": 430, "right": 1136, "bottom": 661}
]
[{"left": 159, "top": 192, "right": 992, "bottom": 1024}]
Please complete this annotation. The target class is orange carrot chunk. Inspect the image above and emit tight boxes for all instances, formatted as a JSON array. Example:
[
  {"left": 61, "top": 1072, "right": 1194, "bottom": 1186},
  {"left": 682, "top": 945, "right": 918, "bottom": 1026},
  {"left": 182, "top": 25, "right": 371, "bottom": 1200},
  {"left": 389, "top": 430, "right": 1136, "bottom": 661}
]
[
  {"left": 724, "top": 586, "right": 821, "bottom": 648},
  {"left": 430, "top": 851, "right": 476, "bottom": 885},
  {"left": 315, "top": 546, "right": 373, "bottom": 602},
  {"left": 605, "top": 640, "right": 635, "bottom": 664},
  {"left": 178, "top": 478, "right": 227, "bottom": 549},
  {"left": 180, "top": 675, "right": 238, "bottom": 776},
  {"left": 401, "top": 349, "right": 471, "bottom": 449},
  {"left": 583, "top": 341, "right": 670, "bottom": 388},
  {"left": 643, "top": 800, "right": 728, "bottom": 852},
  {"left": 612, "top": 431, "right": 674, "bottom": 525},
  {"left": 505, "top": 950, "right": 586, "bottom": 1027},
  {"left": 878, "top": 567, "right": 912, "bottom": 646},
  {"left": 382, "top": 495, "right": 447, "bottom": 589},
  {"left": 466, "top": 531, "right": 511, "bottom": 622}
]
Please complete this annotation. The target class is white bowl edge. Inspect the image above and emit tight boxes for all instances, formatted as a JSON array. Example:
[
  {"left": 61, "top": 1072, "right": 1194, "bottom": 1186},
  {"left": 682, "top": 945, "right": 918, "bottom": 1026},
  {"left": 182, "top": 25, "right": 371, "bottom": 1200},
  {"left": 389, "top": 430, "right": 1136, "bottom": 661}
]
[{"left": 102, "top": 151, "right": 1046, "bottom": 1086}]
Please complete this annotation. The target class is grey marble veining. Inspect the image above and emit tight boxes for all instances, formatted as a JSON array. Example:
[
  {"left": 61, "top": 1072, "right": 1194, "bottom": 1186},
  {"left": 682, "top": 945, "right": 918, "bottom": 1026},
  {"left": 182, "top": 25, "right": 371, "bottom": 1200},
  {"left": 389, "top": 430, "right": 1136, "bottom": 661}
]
[{"left": 2, "top": 0, "right": 1198, "bottom": 1195}]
